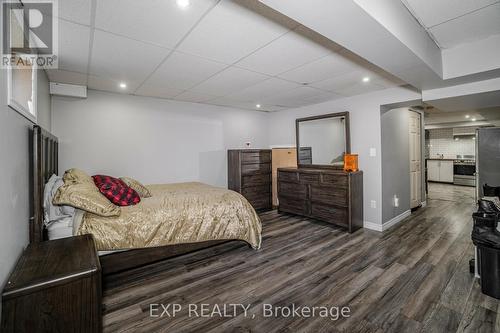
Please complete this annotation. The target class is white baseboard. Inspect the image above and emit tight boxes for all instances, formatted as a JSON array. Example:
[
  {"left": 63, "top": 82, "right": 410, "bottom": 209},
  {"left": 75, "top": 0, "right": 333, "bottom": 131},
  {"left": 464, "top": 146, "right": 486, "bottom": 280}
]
[
  {"left": 383, "top": 210, "right": 411, "bottom": 231},
  {"left": 363, "top": 210, "right": 412, "bottom": 232},
  {"left": 363, "top": 221, "right": 383, "bottom": 232}
]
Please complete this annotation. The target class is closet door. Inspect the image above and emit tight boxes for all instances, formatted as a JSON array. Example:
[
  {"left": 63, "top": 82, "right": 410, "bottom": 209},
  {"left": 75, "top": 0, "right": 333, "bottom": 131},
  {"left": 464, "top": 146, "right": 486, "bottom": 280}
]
[{"left": 409, "top": 111, "right": 422, "bottom": 209}]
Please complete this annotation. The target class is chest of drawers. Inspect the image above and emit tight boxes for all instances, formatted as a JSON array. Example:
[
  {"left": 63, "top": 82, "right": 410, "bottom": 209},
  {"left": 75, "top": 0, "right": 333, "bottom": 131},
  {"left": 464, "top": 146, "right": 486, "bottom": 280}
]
[
  {"left": 228, "top": 149, "right": 272, "bottom": 210},
  {"left": 277, "top": 167, "right": 363, "bottom": 232}
]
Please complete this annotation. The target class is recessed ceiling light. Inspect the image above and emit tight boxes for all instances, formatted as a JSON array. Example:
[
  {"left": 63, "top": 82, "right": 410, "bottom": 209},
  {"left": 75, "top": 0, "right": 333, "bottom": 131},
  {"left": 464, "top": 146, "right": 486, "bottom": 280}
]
[
  {"left": 362, "top": 77, "right": 370, "bottom": 83},
  {"left": 471, "top": 118, "right": 477, "bottom": 121},
  {"left": 465, "top": 115, "right": 470, "bottom": 119},
  {"left": 119, "top": 82, "right": 127, "bottom": 89},
  {"left": 176, "top": 0, "right": 190, "bottom": 9},
  {"left": 256, "top": 104, "right": 261, "bottom": 108}
]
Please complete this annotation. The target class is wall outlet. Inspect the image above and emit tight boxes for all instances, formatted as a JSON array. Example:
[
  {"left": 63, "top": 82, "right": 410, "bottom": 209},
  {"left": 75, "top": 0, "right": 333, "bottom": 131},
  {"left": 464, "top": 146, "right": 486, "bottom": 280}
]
[
  {"left": 369, "top": 148, "right": 377, "bottom": 157},
  {"left": 370, "top": 200, "right": 377, "bottom": 209},
  {"left": 393, "top": 195, "right": 399, "bottom": 207},
  {"left": 245, "top": 142, "right": 251, "bottom": 148}
]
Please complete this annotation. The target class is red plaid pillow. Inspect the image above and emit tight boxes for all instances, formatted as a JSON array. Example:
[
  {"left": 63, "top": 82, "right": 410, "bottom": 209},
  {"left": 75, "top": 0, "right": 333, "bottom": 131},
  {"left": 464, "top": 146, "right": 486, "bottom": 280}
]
[{"left": 92, "top": 175, "right": 141, "bottom": 206}]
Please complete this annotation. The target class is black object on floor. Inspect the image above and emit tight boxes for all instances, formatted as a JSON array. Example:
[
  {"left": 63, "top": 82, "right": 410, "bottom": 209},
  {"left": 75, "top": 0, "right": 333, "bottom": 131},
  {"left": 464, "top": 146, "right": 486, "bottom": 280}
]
[
  {"left": 469, "top": 258, "right": 475, "bottom": 274},
  {"left": 472, "top": 211, "right": 500, "bottom": 299}
]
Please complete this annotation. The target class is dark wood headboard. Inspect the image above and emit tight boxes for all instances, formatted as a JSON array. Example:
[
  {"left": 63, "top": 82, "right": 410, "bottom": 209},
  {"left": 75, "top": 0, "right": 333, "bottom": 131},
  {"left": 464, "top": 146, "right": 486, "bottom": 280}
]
[{"left": 30, "top": 125, "right": 59, "bottom": 243}]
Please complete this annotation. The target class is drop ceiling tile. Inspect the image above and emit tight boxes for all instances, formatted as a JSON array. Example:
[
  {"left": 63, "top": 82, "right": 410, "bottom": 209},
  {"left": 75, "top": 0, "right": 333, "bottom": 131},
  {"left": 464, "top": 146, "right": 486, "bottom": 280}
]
[
  {"left": 266, "top": 105, "right": 289, "bottom": 112},
  {"left": 278, "top": 52, "right": 364, "bottom": 84},
  {"left": 333, "top": 83, "right": 385, "bottom": 97},
  {"left": 177, "top": 0, "right": 290, "bottom": 63},
  {"left": 262, "top": 86, "right": 329, "bottom": 108},
  {"left": 370, "top": 72, "right": 406, "bottom": 88},
  {"left": 135, "top": 82, "right": 185, "bottom": 99},
  {"left": 88, "top": 75, "right": 141, "bottom": 94},
  {"left": 300, "top": 90, "right": 344, "bottom": 104},
  {"left": 95, "top": 0, "right": 218, "bottom": 48},
  {"left": 311, "top": 70, "right": 375, "bottom": 92},
  {"left": 89, "top": 30, "right": 170, "bottom": 83},
  {"left": 190, "top": 66, "right": 269, "bottom": 97},
  {"left": 429, "top": 3, "right": 500, "bottom": 48},
  {"left": 235, "top": 28, "right": 330, "bottom": 76},
  {"left": 226, "top": 78, "right": 302, "bottom": 102},
  {"left": 207, "top": 97, "right": 272, "bottom": 111},
  {"left": 403, "top": 0, "right": 498, "bottom": 28},
  {"left": 174, "top": 91, "right": 218, "bottom": 103},
  {"left": 46, "top": 69, "right": 88, "bottom": 85},
  {"left": 144, "top": 51, "right": 227, "bottom": 91},
  {"left": 36, "top": 0, "right": 91, "bottom": 25},
  {"left": 58, "top": 20, "right": 90, "bottom": 73},
  {"left": 37, "top": 0, "right": 92, "bottom": 26}
]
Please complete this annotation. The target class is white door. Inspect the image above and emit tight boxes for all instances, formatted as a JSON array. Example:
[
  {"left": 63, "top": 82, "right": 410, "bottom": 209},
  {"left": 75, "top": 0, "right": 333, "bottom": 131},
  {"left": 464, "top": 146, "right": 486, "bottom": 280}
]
[{"left": 409, "top": 111, "right": 422, "bottom": 209}]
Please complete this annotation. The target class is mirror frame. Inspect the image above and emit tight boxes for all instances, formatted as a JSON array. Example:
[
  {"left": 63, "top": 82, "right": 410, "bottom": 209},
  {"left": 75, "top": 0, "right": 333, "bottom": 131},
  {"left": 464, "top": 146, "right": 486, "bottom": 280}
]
[{"left": 295, "top": 111, "right": 351, "bottom": 169}]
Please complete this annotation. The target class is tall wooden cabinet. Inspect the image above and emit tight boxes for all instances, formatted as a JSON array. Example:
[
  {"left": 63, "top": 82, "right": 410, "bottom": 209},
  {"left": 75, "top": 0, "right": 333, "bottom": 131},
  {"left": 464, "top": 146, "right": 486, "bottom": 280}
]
[
  {"left": 277, "top": 167, "right": 363, "bottom": 233},
  {"left": 228, "top": 149, "right": 272, "bottom": 210}
]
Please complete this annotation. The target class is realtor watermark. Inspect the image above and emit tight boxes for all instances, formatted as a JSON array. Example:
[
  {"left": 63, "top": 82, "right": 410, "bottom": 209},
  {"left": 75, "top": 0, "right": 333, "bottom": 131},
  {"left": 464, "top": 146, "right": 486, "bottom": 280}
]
[
  {"left": 150, "top": 303, "right": 351, "bottom": 321},
  {"left": 1, "top": 0, "right": 58, "bottom": 68}
]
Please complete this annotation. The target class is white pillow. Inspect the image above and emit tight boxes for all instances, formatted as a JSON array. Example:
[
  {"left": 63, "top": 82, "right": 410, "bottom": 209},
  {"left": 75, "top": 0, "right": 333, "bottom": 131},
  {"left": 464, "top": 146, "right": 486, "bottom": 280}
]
[{"left": 44, "top": 174, "right": 75, "bottom": 226}]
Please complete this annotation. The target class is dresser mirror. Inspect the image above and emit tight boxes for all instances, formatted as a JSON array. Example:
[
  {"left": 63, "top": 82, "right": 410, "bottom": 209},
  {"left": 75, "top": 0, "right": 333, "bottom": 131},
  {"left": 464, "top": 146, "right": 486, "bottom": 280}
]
[{"left": 296, "top": 112, "right": 350, "bottom": 169}]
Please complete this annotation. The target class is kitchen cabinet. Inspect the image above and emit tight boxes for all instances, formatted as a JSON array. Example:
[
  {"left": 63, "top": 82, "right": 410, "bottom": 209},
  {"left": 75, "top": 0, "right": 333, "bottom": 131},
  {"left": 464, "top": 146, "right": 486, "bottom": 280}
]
[
  {"left": 428, "top": 160, "right": 440, "bottom": 181},
  {"left": 427, "top": 160, "right": 453, "bottom": 183},
  {"left": 440, "top": 161, "right": 454, "bottom": 182}
]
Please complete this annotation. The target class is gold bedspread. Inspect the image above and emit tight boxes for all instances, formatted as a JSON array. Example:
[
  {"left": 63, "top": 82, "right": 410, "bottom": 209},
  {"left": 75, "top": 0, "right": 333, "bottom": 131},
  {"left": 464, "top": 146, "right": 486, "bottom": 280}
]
[{"left": 77, "top": 182, "right": 262, "bottom": 251}]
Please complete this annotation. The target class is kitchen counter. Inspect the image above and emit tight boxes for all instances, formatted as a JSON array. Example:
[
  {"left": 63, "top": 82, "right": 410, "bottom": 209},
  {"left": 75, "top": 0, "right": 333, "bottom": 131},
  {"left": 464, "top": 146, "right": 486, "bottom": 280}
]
[{"left": 426, "top": 158, "right": 456, "bottom": 161}]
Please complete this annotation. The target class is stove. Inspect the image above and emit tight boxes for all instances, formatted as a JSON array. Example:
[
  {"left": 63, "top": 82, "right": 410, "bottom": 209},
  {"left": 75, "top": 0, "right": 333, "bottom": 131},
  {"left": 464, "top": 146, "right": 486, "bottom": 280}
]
[{"left": 453, "top": 155, "right": 476, "bottom": 186}]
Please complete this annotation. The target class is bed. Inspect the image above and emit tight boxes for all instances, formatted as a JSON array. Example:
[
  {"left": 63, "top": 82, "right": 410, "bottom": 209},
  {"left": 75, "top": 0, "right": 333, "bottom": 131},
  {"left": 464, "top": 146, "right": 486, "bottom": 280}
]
[{"left": 30, "top": 125, "right": 261, "bottom": 276}]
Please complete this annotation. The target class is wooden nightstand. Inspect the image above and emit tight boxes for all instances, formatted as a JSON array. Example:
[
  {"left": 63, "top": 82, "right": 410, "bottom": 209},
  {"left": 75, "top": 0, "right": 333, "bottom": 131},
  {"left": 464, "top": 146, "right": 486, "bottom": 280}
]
[{"left": 1, "top": 234, "right": 102, "bottom": 333}]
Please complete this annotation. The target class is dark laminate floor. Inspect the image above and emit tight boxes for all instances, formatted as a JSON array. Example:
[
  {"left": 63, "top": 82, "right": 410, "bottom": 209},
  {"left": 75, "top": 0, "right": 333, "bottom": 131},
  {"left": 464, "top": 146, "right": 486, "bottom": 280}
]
[{"left": 103, "top": 183, "right": 500, "bottom": 332}]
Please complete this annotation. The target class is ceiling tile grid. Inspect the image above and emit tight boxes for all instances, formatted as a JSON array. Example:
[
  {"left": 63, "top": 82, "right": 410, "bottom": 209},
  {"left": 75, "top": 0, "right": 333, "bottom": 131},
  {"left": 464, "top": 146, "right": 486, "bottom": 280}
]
[
  {"left": 57, "top": 20, "right": 91, "bottom": 73},
  {"left": 48, "top": 0, "right": 405, "bottom": 112},
  {"left": 428, "top": 3, "right": 500, "bottom": 48},
  {"left": 95, "top": 0, "right": 219, "bottom": 49},
  {"left": 401, "top": 0, "right": 500, "bottom": 48},
  {"left": 234, "top": 28, "right": 331, "bottom": 76},
  {"left": 143, "top": 51, "right": 228, "bottom": 91},
  {"left": 89, "top": 30, "right": 171, "bottom": 84},
  {"left": 189, "top": 66, "right": 270, "bottom": 97}
]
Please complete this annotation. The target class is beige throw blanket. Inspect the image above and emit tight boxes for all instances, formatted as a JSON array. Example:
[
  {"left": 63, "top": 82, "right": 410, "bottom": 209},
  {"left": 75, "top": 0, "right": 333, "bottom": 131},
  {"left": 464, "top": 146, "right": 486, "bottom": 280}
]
[{"left": 77, "top": 182, "right": 262, "bottom": 251}]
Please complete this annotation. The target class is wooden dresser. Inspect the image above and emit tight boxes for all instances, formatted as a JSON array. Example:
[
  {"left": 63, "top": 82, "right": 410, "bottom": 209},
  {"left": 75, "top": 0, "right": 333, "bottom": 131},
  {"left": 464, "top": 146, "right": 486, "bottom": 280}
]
[
  {"left": 1, "top": 235, "right": 101, "bottom": 333},
  {"left": 228, "top": 149, "right": 272, "bottom": 210},
  {"left": 277, "top": 167, "right": 363, "bottom": 232}
]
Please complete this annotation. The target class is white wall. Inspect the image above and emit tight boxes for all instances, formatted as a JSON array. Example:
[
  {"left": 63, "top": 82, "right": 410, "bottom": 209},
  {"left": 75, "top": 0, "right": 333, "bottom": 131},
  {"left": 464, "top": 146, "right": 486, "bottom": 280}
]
[
  {"left": 53, "top": 86, "right": 420, "bottom": 228},
  {"left": 381, "top": 107, "right": 411, "bottom": 223},
  {"left": 267, "top": 86, "right": 421, "bottom": 226},
  {"left": 427, "top": 128, "right": 476, "bottom": 159},
  {"left": 52, "top": 90, "right": 270, "bottom": 187},
  {"left": 0, "top": 69, "right": 51, "bottom": 313}
]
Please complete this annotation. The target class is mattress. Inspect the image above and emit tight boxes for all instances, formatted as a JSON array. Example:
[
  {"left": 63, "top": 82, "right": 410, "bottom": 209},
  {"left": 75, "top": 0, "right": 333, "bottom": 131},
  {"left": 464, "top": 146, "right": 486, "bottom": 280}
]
[{"left": 47, "top": 211, "right": 124, "bottom": 256}]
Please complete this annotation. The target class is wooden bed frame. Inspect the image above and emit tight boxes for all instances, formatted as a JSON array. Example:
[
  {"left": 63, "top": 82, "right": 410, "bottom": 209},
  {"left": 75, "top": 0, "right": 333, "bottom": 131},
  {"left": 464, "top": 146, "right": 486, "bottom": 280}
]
[{"left": 30, "top": 125, "right": 246, "bottom": 277}]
